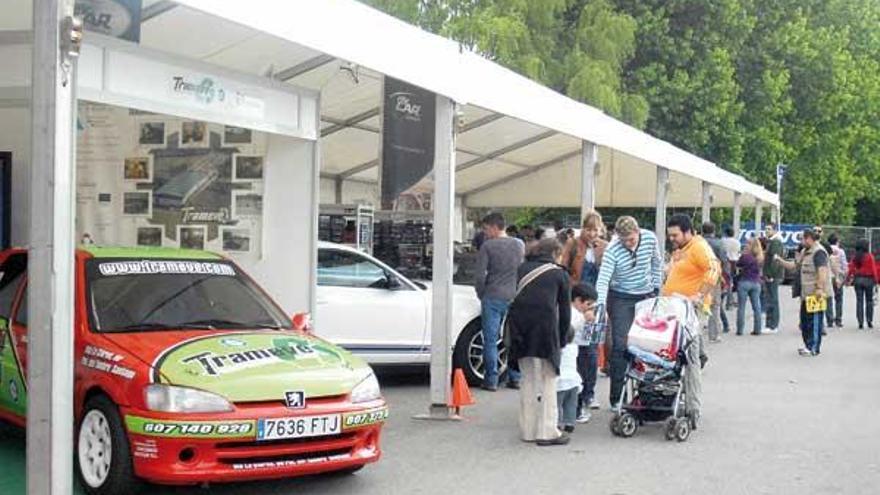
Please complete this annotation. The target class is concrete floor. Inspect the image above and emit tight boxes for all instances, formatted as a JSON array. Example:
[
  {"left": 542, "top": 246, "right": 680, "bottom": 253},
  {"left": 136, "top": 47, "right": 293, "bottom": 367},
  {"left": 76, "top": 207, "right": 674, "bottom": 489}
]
[{"left": 3, "top": 293, "right": 880, "bottom": 495}]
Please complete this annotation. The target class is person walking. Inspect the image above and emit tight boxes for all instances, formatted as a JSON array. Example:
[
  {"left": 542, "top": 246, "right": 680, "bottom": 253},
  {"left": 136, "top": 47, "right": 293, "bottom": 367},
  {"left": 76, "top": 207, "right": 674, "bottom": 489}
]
[
  {"left": 595, "top": 216, "right": 664, "bottom": 412},
  {"left": 826, "top": 234, "right": 847, "bottom": 328},
  {"left": 663, "top": 214, "right": 721, "bottom": 426},
  {"left": 474, "top": 213, "right": 525, "bottom": 391},
  {"left": 560, "top": 210, "right": 608, "bottom": 419},
  {"left": 846, "top": 239, "right": 878, "bottom": 330},
  {"left": 762, "top": 223, "right": 785, "bottom": 334},
  {"left": 702, "top": 222, "right": 731, "bottom": 340},
  {"left": 721, "top": 226, "right": 741, "bottom": 310},
  {"left": 736, "top": 238, "right": 764, "bottom": 336},
  {"left": 506, "top": 239, "right": 572, "bottom": 446},
  {"left": 776, "top": 229, "right": 829, "bottom": 356}
]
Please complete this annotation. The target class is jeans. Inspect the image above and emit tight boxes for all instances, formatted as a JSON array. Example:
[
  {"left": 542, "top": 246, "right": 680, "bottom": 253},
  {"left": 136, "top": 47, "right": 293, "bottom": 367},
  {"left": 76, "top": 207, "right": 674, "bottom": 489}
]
[
  {"left": 481, "top": 297, "right": 518, "bottom": 387},
  {"left": 608, "top": 290, "right": 652, "bottom": 406},
  {"left": 557, "top": 387, "right": 579, "bottom": 427},
  {"left": 799, "top": 299, "right": 824, "bottom": 353},
  {"left": 576, "top": 344, "right": 599, "bottom": 409},
  {"left": 764, "top": 279, "right": 781, "bottom": 329},
  {"left": 707, "top": 285, "right": 728, "bottom": 339},
  {"left": 854, "top": 277, "right": 875, "bottom": 327},
  {"left": 826, "top": 284, "right": 844, "bottom": 326},
  {"left": 736, "top": 280, "right": 763, "bottom": 335}
]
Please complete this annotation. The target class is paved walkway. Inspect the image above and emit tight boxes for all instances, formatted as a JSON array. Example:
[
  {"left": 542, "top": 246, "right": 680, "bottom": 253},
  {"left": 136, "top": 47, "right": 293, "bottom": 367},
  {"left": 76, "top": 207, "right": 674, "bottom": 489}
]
[{"left": 2, "top": 293, "right": 880, "bottom": 494}]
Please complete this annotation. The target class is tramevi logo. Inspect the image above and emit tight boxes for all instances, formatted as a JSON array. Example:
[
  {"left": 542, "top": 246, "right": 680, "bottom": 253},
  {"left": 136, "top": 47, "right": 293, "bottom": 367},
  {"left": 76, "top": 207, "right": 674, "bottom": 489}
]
[
  {"left": 390, "top": 92, "right": 422, "bottom": 121},
  {"left": 172, "top": 76, "right": 224, "bottom": 105},
  {"left": 180, "top": 343, "right": 317, "bottom": 376}
]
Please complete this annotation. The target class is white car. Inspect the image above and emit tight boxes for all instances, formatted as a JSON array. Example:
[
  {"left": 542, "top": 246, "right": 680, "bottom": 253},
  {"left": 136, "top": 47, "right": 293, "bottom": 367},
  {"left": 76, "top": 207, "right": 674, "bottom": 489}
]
[{"left": 315, "top": 242, "right": 505, "bottom": 384}]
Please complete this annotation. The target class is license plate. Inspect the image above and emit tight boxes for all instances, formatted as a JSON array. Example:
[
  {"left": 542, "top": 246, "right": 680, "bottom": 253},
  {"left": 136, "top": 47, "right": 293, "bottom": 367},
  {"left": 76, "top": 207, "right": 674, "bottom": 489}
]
[{"left": 256, "top": 414, "right": 341, "bottom": 441}]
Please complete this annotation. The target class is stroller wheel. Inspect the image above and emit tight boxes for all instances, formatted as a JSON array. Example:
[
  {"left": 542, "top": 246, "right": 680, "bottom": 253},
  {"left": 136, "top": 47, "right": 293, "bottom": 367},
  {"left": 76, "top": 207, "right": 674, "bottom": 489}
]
[
  {"left": 665, "top": 419, "right": 677, "bottom": 441},
  {"left": 674, "top": 418, "right": 691, "bottom": 442},
  {"left": 609, "top": 416, "right": 621, "bottom": 436},
  {"left": 618, "top": 413, "right": 638, "bottom": 438}
]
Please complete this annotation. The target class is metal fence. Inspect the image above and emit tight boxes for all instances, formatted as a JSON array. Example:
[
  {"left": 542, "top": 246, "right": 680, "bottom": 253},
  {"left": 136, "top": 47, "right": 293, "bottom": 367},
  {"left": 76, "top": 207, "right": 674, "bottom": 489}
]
[{"left": 821, "top": 225, "right": 880, "bottom": 257}]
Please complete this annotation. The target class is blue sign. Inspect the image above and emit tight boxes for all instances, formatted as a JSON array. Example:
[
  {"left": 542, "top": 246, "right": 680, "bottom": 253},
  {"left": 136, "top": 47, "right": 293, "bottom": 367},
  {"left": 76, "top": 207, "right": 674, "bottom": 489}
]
[{"left": 738, "top": 221, "right": 812, "bottom": 249}]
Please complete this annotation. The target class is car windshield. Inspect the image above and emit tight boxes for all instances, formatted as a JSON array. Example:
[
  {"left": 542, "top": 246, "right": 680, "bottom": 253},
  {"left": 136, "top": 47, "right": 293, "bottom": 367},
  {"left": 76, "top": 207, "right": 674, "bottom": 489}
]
[{"left": 86, "top": 258, "right": 292, "bottom": 333}]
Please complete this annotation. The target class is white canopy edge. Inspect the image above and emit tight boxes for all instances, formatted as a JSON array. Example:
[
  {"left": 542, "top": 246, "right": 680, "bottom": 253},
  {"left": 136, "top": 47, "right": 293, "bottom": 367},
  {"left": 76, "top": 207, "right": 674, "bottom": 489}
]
[{"left": 171, "top": 0, "right": 779, "bottom": 207}]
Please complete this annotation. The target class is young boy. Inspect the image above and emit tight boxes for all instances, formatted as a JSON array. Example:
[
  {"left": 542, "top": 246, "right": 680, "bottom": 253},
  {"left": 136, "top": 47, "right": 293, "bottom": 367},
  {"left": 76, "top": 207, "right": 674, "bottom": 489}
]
[
  {"left": 571, "top": 283, "right": 600, "bottom": 423},
  {"left": 556, "top": 326, "right": 581, "bottom": 433}
]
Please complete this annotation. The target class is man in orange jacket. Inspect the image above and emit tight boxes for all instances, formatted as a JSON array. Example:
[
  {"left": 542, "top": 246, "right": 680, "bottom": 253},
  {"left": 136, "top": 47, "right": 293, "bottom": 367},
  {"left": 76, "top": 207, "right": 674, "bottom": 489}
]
[{"left": 662, "top": 214, "right": 721, "bottom": 428}]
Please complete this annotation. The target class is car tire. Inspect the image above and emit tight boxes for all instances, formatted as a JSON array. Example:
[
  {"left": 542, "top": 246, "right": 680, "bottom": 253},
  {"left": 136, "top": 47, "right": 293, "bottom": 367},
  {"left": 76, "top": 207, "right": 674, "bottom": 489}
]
[
  {"left": 453, "top": 319, "right": 508, "bottom": 386},
  {"left": 76, "top": 395, "right": 141, "bottom": 495}
]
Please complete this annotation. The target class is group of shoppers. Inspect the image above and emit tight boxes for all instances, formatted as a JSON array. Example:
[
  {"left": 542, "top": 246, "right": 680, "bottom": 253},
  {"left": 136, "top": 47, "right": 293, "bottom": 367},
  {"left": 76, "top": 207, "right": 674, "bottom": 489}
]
[{"left": 474, "top": 211, "right": 720, "bottom": 446}]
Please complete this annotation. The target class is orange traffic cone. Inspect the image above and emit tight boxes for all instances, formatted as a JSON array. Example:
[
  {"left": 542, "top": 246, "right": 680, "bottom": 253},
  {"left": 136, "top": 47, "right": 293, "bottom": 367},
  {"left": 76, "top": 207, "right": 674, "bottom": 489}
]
[{"left": 448, "top": 368, "right": 475, "bottom": 417}]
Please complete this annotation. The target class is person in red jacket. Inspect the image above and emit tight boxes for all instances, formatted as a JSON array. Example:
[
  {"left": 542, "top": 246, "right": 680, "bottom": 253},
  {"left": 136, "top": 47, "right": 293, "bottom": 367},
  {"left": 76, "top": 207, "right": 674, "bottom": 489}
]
[{"left": 846, "top": 239, "right": 879, "bottom": 329}]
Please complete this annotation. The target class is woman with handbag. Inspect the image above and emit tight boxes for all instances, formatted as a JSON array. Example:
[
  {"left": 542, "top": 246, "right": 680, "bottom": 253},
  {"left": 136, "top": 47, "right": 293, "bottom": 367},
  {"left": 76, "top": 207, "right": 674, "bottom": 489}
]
[
  {"left": 506, "top": 238, "right": 572, "bottom": 446},
  {"left": 846, "top": 239, "right": 878, "bottom": 329}
]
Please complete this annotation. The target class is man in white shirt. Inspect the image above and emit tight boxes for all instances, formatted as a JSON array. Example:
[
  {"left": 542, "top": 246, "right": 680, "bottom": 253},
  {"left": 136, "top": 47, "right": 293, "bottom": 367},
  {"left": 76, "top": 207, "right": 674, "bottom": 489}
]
[{"left": 721, "top": 227, "right": 741, "bottom": 310}]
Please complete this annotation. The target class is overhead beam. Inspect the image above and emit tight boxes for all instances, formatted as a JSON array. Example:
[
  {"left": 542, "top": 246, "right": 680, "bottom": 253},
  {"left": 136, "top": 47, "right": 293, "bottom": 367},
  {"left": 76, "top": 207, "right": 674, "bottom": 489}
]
[
  {"left": 459, "top": 112, "right": 504, "bottom": 133},
  {"left": 462, "top": 149, "right": 581, "bottom": 197},
  {"left": 456, "top": 130, "right": 556, "bottom": 172},
  {"left": 321, "top": 107, "right": 380, "bottom": 137},
  {"left": 275, "top": 54, "right": 336, "bottom": 82},
  {"left": 320, "top": 171, "right": 376, "bottom": 186},
  {"left": 142, "top": 0, "right": 178, "bottom": 22},
  {"left": 338, "top": 159, "right": 379, "bottom": 179}
]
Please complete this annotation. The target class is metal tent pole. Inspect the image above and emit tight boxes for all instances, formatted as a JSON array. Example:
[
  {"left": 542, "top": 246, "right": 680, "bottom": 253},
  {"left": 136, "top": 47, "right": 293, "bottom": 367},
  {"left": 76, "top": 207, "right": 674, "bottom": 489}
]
[
  {"left": 580, "top": 140, "right": 598, "bottom": 218},
  {"left": 733, "top": 192, "right": 742, "bottom": 238},
  {"left": 419, "top": 94, "right": 457, "bottom": 419},
  {"left": 29, "top": 1, "right": 79, "bottom": 494},
  {"left": 701, "top": 181, "right": 712, "bottom": 225},
  {"left": 655, "top": 168, "right": 670, "bottom": 249}
]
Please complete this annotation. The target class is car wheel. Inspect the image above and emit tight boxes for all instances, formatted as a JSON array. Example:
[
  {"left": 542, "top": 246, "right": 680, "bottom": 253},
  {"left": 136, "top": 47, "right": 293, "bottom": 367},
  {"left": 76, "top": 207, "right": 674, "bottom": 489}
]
[
  {"left": 76, "top": 395, "right": 141, "bottom": 495},
  {"left": 453, "top": 319, "right": 508, "bottom": 386}
]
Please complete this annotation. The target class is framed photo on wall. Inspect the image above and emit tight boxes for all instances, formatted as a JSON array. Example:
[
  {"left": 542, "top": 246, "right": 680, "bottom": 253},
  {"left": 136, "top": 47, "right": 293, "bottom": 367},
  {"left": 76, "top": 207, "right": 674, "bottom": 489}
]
[
  {"left": 232, "top": 191, "right": 263, "bottom": 217},
  {"left": 221, "top": 227, "right": 251, "bottom": 253},
  {"left": 178, "top": 225, "right": 207, "bottom": 250},
  {"left": 136, "top": 226, "right": 164, "bottom": 247},
  {"left": 232, "top": 155, "right": 264, "bottom": 181},
  {"left": 223, "top": 125, "right": 253, "bottom": 146},
  {"left": 179, "top": 121, "right": 208, "bottom": 148},
  {"left": 123, "top": 156, "right": 152, "bottom": 182},
  {"left": 122, "top": 191, "right": 152, "bottom": 216},
  {"left": 139, "top": 122, "right": 166, "bottom": 146}
]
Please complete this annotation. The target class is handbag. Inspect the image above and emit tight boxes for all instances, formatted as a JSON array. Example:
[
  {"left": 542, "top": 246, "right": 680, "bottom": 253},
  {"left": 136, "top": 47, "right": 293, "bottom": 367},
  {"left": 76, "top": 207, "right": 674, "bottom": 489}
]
[{"left": 501, "top": 263, "right": 561, "bottom": 348}]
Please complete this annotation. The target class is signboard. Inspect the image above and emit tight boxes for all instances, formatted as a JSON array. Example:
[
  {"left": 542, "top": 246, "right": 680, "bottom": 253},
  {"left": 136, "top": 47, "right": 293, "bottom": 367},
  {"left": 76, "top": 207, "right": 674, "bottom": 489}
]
[
  {"left": 75, "top": 0, "right": 143, "bottom": 42},
  {"left": 380, "top": 77, "right": 436, "bottom": 211},
  {"left": 738, "top": 221, "right": 812, "bottom": 249}
]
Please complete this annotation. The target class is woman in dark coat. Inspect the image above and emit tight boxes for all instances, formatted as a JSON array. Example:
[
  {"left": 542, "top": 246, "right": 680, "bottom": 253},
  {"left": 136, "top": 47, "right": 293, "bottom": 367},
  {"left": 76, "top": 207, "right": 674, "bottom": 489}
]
[{"left": 506, "top": 238, "right": 572, "bottom": 446}]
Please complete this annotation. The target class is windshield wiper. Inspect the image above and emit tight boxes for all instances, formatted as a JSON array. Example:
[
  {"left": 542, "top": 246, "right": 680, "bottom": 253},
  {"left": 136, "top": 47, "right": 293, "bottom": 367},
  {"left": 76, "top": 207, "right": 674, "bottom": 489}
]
[
  {"left": 175, "top": 319, "right": 253, "bottom": 329},
  {"left": 111, "top": 322, "right": 173, "bottom": 332}
]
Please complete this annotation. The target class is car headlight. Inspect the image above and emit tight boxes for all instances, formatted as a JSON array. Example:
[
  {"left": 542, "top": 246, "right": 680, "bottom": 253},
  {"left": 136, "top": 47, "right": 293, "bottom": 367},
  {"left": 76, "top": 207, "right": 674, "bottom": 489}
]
[
  {"left": 145, "top": 384, "right": 233, "bottom": 413},
  {"left": 350, "top": 371, "right": 381, "bottom": 403}
]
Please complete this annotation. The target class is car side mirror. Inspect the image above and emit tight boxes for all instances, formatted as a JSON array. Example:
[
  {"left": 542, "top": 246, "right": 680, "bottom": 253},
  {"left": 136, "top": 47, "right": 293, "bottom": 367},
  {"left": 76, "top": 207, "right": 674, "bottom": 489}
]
[{"left": 385, "top": 274, "right": 403, "bottom": 290}]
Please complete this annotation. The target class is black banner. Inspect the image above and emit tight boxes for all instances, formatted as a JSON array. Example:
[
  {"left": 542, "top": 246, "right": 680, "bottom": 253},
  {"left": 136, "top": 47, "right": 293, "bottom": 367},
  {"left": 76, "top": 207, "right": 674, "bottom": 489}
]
[{"left": 380, "top": 77, "right": 436, "bottom": 210}]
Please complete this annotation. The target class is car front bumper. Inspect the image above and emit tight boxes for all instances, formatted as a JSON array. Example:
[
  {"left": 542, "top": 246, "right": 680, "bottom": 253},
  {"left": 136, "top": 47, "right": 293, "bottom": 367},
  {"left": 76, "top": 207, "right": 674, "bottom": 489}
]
[{"left": 122, "top": 399, "right": 387, "bottom": 484}]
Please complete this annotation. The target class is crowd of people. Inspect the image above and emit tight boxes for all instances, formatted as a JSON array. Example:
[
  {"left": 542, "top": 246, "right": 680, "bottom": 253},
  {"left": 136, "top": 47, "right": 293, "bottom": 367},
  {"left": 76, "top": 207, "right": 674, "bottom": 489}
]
[{"left": 473, "top": 211, "right": 879, "bottom": 446}]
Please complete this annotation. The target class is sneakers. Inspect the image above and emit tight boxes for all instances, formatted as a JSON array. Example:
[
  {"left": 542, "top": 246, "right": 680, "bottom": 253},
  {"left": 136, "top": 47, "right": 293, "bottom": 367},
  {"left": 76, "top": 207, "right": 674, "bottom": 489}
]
[
  {"left": 798, "top": 348, "right": 815, "bottom": 357},
  {"left": 536, "top": 432, "right": 570, "bottom": 446},
  {"left": 589, "top": 398, "right": 601, "bottom": 410},
  {"left": 576, "top": 410, "right": 592, "bottom": 424},
  {"left": 562, "top": 424, "right": 575, "bottom": 433},
  {"left": 709, "top": 337, "right": 723, "bottom": 343},
  {"left": 608, "top": 404, "right": 621, "bottom": 414},
  {"left": 480, "top": 383, "right": 498, "bottom": 392},
  {"left": 763, "top": 327, "right": 779, "bottom": 334},
  {"left": 505, "top": 380, "right": 520, "bottom": 390}
]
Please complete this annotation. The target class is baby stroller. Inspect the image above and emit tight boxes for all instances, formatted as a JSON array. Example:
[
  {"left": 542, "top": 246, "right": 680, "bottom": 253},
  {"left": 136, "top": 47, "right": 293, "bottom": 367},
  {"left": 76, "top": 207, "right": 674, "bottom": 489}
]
[{"left": 609, "top": 296, "right": 700, "bottom": 442}]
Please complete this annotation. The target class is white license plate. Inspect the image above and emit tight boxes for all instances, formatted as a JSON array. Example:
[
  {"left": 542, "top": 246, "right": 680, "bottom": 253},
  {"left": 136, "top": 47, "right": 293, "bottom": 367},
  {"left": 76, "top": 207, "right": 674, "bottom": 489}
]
[{"left": 256, "top": 414, "right": 341, "bottom": 441}]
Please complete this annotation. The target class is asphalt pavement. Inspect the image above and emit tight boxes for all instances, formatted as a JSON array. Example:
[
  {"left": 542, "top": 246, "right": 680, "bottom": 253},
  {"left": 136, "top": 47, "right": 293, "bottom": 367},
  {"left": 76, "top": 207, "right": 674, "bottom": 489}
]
[{"left": 2, "top": 293, "right": 880, "bottom": 495}]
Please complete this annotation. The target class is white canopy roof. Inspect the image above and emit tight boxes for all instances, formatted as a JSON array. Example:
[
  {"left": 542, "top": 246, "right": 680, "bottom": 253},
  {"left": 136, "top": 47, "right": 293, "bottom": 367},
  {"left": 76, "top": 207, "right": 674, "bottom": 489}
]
[{"left": 6, "top": 0, "right": 778, "bottom": 209}]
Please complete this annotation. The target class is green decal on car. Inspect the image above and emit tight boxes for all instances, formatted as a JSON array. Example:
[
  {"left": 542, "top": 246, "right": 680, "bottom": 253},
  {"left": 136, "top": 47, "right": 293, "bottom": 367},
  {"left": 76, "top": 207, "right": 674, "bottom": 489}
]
[
  {"left": 342, "top": 407, "right": 389, "bottom": 430},
  {"left": 125, "top": 416, "right": 257, "bottom": 439},
  {"left": 152, "top": 332, "right": 370, "bottom": 401},
  {"left": 0, "top": 319, "right": 27, "bottom": 417}
]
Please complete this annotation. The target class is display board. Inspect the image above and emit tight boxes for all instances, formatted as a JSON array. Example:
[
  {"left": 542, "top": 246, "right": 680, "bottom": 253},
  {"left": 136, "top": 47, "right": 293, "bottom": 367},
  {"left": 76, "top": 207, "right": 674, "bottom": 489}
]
[{"left": 76, "top": 101, "right": 265, "bottom": 261}]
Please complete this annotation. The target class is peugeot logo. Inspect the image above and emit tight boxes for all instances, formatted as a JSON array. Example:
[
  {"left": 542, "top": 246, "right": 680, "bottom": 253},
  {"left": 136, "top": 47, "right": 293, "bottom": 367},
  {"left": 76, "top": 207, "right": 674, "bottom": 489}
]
[{"left": 284, "top": 390, "right": 305, "bottom": 409}]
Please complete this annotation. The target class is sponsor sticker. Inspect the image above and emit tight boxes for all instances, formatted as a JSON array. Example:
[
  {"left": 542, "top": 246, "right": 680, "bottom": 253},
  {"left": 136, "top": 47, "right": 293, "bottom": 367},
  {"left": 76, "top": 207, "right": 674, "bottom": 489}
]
[
  {"left": 231, "top": 453, "right": 350, "bottom": 471},
  {"left": 342, "top": 407, "right": 389, "bottom": 430},
  {"left": 125, "top": 416, "right": 256, "bottom": 439},
  {"left": 98, "top": 260, "right": 235, "bottom": 277}
]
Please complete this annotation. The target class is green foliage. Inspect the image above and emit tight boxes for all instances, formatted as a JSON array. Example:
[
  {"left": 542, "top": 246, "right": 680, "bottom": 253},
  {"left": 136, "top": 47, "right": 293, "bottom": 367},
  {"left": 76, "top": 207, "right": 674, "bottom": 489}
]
[{"left": 362, "top": 0, "right": 880, "bottom": 225}]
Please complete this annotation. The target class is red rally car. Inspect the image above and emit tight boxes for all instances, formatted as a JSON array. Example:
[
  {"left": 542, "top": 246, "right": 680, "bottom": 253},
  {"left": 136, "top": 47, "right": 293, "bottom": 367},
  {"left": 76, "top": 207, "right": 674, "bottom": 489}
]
[{"left": 0, "top": 247, "right": 388, "bottom": 494}]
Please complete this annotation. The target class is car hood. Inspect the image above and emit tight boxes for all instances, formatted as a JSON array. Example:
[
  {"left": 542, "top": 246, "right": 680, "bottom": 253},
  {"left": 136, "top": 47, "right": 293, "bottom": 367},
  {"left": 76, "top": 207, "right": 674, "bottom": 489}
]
[
  {"left": 417, "top": 281, "right": 477, "bottom": 299},
  {"left": 101, "top": 330, "right": 371, "bottom": 401}
]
